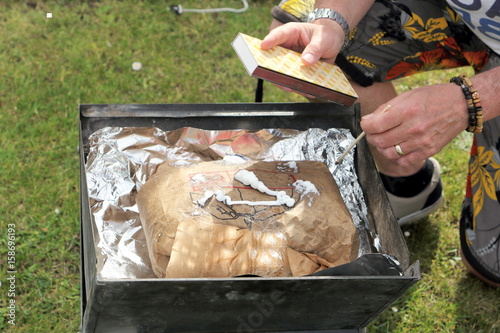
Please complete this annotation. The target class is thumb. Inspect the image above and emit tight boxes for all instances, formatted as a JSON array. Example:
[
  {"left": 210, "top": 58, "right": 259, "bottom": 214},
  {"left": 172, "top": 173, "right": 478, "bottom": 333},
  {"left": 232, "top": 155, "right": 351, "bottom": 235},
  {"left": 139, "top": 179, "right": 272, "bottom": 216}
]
[
  {"left": 301, "top": 22, "right": 343, "bottom": 66},
  {"left": 301, "top": 37, "right": 339, "bottom": 66},
  {"left": 301, "top": 43, "right": 324, "bottom": 66}
]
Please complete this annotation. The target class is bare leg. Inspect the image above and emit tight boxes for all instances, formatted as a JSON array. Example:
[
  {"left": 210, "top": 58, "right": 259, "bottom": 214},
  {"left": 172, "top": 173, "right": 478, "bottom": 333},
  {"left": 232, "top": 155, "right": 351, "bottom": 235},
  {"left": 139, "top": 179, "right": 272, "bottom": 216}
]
[{"left": 351, "top": 80, "right": 426, "bottom": 177}]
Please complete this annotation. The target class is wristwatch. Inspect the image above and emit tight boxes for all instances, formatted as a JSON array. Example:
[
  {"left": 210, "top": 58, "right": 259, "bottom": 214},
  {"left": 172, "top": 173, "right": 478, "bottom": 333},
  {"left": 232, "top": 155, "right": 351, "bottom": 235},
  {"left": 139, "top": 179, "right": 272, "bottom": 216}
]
[{"left": 307, "top": 8, "right": 350, "bottom": 49}]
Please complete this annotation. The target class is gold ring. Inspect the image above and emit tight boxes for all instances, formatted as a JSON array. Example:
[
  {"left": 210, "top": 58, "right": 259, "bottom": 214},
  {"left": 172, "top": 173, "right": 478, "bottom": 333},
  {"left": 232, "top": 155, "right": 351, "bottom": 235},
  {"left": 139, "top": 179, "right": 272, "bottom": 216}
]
[{"left": 394, "top": 144, "right": 404, "bottom": 157}]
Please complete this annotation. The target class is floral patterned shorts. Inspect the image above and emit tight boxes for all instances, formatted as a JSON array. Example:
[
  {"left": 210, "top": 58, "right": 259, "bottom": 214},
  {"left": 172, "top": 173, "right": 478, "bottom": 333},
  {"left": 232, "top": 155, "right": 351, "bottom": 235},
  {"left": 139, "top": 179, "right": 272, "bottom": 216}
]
[
  {"left": 337, "top": 0, "right": 491, "bottom": 85},
  {"left": 274, "top": 0, "right": 500, "bottom": 282}
]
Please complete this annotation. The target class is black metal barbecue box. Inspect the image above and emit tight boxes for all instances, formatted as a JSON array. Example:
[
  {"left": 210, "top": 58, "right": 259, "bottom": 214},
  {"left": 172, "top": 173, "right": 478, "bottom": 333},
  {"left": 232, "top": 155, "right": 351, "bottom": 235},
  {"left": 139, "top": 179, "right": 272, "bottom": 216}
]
[{"left": 78, "top": 103, "right": 420, "bottom": 333}]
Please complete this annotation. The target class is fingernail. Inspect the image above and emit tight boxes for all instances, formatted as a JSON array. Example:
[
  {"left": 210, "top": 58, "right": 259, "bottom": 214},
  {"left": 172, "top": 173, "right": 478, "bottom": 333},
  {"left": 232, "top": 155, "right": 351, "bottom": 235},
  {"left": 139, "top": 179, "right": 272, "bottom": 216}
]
[
  {"left": 362, "top": 113, "right": 374, "bottom": 120},
  {"left": 302, "top": 53, "right": 315, "bottom": 65}
]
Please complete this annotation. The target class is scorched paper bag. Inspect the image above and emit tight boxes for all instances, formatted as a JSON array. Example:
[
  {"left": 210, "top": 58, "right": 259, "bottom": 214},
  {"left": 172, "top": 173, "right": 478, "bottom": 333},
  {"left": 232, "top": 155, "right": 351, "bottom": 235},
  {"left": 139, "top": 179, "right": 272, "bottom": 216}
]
[{"left": 136, "top": 160, "right": 359, "bottom": 278}]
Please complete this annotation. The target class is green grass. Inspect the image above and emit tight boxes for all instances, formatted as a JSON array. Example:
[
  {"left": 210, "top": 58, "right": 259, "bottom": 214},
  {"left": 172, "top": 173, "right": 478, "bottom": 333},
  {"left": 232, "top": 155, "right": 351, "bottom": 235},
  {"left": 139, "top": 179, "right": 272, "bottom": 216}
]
[{"left": 0, "top": 1, "right": 499, "bottom": 332}]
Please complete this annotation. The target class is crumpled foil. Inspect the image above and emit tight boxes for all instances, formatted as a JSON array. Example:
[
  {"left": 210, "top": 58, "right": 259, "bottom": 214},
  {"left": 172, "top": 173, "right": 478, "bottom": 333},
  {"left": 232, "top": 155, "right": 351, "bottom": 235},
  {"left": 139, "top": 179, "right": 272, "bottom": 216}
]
[{"left": 85, "top": 127, "right": 376, "bottom": 279}]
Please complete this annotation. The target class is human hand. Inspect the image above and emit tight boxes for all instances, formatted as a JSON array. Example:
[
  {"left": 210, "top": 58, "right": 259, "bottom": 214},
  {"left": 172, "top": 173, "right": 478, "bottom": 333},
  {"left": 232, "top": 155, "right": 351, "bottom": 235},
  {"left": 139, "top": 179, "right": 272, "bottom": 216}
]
[
  {"left": 360, "top": 83, "right": 469, "bottom": 169},
  {"left": 262, "top": 20, "right": 345, "bottom": 98},
  {"left": 261, "top": 20, "right": 344, "bottom": 66}
]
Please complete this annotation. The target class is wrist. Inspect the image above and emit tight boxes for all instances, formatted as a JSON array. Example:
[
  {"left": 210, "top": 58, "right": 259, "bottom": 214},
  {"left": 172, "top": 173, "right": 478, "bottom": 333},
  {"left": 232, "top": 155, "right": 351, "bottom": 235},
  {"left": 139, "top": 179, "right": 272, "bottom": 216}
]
[{"left": 451, "top": 83, "right": 472, "bottom": 132}]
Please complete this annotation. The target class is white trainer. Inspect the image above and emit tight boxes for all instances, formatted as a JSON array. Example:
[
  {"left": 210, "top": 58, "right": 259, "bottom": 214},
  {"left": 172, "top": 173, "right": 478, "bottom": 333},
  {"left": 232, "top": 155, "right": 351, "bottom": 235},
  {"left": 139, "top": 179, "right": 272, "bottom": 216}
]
[{"left": 385, "top": 158, "right": 444, "bottom": 226}]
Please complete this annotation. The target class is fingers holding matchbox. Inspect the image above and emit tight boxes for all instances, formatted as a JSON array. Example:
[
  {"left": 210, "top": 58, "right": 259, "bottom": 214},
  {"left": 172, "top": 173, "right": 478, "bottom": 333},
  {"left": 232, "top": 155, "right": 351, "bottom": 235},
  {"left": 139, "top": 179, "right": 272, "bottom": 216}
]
[{"left": 232, "top": 33, "right": 358, "bottom": 106}]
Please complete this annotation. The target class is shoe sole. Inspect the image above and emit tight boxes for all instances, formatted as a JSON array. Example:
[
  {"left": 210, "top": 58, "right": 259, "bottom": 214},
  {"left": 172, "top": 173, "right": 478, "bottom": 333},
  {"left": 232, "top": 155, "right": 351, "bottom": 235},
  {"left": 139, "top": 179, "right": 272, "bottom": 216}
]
[
  {"left": 397, "top": 193, "right": 444, "bottom": 226},
  {"left": 460, "top": 248, "right": 500, "bottom": 288}
]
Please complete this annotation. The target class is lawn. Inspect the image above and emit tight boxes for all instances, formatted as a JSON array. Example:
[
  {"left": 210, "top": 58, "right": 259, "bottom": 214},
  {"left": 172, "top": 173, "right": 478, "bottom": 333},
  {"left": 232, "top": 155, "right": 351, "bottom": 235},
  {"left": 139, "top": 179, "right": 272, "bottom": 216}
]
[{"left": 0, "top": 1, "right": 499, "bottom": 332}]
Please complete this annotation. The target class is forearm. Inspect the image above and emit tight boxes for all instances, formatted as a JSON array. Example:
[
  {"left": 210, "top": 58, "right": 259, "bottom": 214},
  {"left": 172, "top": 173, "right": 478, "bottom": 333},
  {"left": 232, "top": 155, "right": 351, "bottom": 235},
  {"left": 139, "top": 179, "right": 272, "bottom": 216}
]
[{"left": 470, "top": 66, "right": 500, "bottom": 122}]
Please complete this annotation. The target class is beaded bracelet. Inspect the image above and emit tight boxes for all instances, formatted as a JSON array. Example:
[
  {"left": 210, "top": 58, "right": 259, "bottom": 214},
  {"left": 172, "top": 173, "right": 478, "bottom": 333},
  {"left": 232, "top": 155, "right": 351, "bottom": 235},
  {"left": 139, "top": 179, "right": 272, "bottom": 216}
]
[
  {"left": 450, "top": 76, "right": 475, "bottom": 132},
  {"left": 460, "top": 74, "right": 483, "bottom": 133},
  {"left": 450, "top": 74, "right": 483, "bottom": 133}
]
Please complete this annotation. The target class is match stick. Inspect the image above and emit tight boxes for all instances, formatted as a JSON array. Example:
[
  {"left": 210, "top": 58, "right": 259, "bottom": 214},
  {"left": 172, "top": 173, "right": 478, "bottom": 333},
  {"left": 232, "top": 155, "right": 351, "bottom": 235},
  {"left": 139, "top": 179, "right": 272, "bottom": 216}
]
[
  {"left": 335, "top": 105, "right": 391, "bottom": 165},
  {"left": 335, "top": 132, "right": 366, "bottom": 165}
]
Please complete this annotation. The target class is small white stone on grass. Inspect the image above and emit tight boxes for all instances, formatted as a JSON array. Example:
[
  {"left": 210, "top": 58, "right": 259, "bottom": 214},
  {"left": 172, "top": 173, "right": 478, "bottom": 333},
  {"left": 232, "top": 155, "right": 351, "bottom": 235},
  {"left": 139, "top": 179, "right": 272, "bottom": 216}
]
[{"left": 132, "top": 61, "right": 142, "bottom": 71}]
